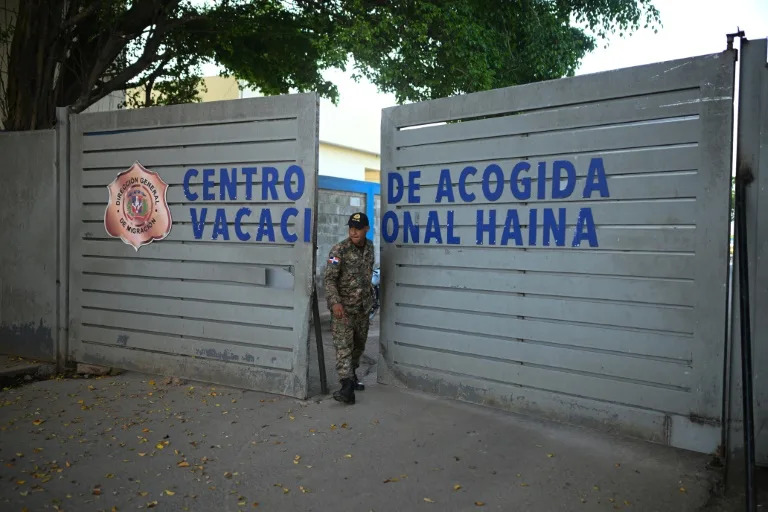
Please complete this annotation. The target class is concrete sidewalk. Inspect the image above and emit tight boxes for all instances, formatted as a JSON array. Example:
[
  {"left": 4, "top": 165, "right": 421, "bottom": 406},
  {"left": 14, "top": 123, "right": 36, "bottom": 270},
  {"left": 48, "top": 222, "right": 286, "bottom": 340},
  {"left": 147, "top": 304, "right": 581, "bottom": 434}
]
[{"left": 1, "top": 367, "right": 723, "bottom": 512}]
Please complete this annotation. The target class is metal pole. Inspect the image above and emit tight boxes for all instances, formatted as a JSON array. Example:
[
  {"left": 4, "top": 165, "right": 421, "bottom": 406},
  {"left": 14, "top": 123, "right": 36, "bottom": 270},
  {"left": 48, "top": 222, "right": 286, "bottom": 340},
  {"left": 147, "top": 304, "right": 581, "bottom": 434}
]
[
  {"left": 312, "top": 288, "right": 328, "bottom": 395},
  {"left": 735, "top": 170, "right": 756, "bottom": 512}
]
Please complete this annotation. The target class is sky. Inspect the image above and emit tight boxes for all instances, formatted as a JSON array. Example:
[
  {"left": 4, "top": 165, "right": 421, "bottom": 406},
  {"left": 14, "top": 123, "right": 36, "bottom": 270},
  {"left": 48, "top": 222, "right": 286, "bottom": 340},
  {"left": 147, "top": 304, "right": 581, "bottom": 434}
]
[{"left": 311, "top": 0, "right": 768, "bottom": 154}]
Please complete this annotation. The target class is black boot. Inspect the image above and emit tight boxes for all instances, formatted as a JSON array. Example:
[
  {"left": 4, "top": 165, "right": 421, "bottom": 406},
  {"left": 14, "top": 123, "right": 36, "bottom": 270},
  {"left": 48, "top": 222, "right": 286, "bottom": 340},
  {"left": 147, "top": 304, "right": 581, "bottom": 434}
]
[
  {"left": 352, "top": 370, "right": 365, "bottom": 391},
  {"left": 333, "top": 378, "right": 355, "bottom": 404}
]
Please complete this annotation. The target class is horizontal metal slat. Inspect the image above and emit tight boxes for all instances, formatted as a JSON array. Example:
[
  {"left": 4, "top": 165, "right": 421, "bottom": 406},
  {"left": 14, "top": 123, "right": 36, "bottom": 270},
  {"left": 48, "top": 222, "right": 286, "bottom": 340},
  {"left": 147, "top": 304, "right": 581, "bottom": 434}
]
[
  {"left": 80, "top": 308, "right": 296, "bottom": 348},
  {"left": 394, "top": 89, "right": 701, "bottom": 148},
  {"left": 392, "top": 287, "right": 695, "bottom": 334},
  {"left": 79, "top": 273, "right": 294, "bottom": 308},
  {"left": 80, "top": 325, "right": 293, "bottom": 370},
  {"left": 390, "top": 344, "right": 692, "bottom": 414},
  {"left": 394, "top": 266, "right": 694, "bottom": 306},
  {"left": 82, "top": 118, "right": 297, "bottom": 152}
]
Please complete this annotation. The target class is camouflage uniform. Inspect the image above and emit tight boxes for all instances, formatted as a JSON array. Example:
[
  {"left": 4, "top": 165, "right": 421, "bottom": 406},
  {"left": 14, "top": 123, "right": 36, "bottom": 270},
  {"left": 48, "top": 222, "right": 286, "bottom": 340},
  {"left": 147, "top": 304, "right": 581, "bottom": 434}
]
[{"left": 324, "top": 237, "right": 375, "bottom": 380}]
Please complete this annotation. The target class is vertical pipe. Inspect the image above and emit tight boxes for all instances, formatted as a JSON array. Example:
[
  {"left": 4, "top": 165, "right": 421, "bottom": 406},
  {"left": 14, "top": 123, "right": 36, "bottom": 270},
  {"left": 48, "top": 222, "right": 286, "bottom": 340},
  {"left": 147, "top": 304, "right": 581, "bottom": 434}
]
[
  {"left": 312, "top": 289, "right": 328, "bottom": 395},
  {"left": 735, "top": 172, "right": 756, "bottom": 511}
]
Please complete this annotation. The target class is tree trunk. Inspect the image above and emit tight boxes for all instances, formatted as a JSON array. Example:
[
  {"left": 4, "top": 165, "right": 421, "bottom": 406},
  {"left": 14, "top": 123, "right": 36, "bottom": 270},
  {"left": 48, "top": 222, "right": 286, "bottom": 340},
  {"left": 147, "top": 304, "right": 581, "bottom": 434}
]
[{"left": 4, "top": 0, "right": 67, "bottom": 130}]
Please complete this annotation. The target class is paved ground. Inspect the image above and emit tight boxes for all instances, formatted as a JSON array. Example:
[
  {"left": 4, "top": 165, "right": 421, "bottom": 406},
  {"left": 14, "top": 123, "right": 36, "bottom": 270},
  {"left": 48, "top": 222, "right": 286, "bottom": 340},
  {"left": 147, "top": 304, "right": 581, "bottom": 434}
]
[{"left": 0, "top": 312, "right": 758, "bottom": 511}]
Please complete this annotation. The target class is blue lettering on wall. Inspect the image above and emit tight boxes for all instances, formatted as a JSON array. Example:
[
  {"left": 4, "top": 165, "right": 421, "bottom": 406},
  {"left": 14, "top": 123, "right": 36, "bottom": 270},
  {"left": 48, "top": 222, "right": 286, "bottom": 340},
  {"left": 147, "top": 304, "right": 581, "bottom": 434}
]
[
  {"left": 381, "top": 157, "right": 610, "bottom": 248},
  {"left": 459, "top": 166, "right": 476, "bottom": 202},
  {"left": 435, "top": 169, "right": 455, "bottom": 203},
  {"left": 256, "top": 208, "right": 275, "bottom": 242},
  {"left": 183, "top": 168, "right": 199, "bottom": 201},
  {"left": 281, "top": 207, "right": 298, "bottom": 243},
  {"left": 573, "top": 208, "right": 598, "bottom": 247},
  {"left": 403, "top": 211, "right": 419, "bottom": 243},
  {"left": 476, "top": 209, "right": 496, "bottom": 246},
  {"left": 446, "top": 211, "right": 460, "bottom": 244},
  {"left": 235, "top": 207, "right": 252, "bottom": 241},
  {"left": 190, "top": 207, "right": 206, "bottom": 239},
  {"left": 543, "top": 208, "right": 567, "bottom": 247},
  {"left": 182, "top": 165, "right": 313, "bottom": 244},
  {"left": 262, "top": 167, "right": 279, "bottom": 200},
  {"left": 482, "top": 164, "right": 504, "bottom": 202},
  {"left": 424, "top": 210, "right": 442, "bottom": 244},
  {"left": 212, "top": 208, "right": 230, "bottom": 240},
  {"left": 284, "top": 165, "right": 305, "bottom": 201},
  {"left": 501, "top": 209, "right": 523, "bottom": 246},
  {"left": 552, "top": 161, "right": 576, "bottom": 199},
  {"left": 510, "top": 162, "right": 531, "bottom": 201},
  {"left": 388, "top": 172, "right": 404, "bottom": 204},
  {"left": 220, "top": 168, "right": 237, "bottom": 200},
  {"left": 202, "top": 168, "right": 216, "bottom": 200},
  {"left": 407, "top": 171, "right": 421, "bottom": 204},
  {"left": 583, "top": 157, "right": 610, "bottom": 198},
  {"left": 242, "top": 167, "right": 258, "bottom": 200}
]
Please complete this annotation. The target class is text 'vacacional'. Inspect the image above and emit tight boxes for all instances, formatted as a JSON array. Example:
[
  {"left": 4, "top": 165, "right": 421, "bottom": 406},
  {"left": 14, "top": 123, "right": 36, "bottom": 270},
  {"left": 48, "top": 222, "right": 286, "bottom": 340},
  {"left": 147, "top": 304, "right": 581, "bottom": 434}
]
[
  {"left": 382, "top": 158, "right": 610, "bottom": 247},
  {"left": 182, "top": 165, "right": 311, "bottom": 243}
]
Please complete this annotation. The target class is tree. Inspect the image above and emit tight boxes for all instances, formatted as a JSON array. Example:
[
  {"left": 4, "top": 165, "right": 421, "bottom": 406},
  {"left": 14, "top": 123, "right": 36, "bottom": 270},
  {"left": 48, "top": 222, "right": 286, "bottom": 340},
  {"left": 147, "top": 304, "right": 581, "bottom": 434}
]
[{"left": 0, "top": 0, "right": 660, "bottom": 131}]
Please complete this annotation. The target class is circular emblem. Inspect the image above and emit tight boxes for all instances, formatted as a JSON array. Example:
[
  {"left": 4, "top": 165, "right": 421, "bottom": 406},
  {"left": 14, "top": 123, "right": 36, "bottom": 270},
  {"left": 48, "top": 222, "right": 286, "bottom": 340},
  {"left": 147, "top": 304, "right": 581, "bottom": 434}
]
[{"left": 124, "top": 185, "right": 153, "bottom": 226}]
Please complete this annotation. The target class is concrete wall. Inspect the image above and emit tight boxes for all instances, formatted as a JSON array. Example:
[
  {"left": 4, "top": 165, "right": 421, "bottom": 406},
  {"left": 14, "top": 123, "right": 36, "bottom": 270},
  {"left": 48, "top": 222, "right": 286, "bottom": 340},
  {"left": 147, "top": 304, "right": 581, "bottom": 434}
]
[
  {"left": 316, "top": 177, "right": 381, "bottom": 300},
  {"left": 316, "top": 189, "right": 366, "bottom": 298},
  {"left": 0, "top": 129, "right": 58, "bottom": 361},
  {"left": 319, "top": 142, "right": 380, "bottom": 181}
]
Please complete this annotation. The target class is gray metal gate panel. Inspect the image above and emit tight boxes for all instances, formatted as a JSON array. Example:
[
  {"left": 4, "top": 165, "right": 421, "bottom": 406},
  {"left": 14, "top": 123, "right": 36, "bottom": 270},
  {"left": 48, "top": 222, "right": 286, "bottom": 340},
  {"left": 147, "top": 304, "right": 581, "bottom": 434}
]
[
  {"left": 68, "top": 94, "right": 318, "bottom": 398},
  {"left": 380, "top": 53, "right": 735, "bottom": 452},
  {"left": 730, "top": 37, "right": 768, "bottom": 466}
]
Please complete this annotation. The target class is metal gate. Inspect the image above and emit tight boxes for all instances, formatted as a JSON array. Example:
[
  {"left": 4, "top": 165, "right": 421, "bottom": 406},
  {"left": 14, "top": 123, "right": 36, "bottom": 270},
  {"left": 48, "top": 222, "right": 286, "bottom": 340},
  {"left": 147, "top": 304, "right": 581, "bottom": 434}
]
[
  {"left": 66, "top": 94, "right": 318, "bottom": 398},
  {"left": 379, "top": 52, "right": 735, "bottom": 453}
]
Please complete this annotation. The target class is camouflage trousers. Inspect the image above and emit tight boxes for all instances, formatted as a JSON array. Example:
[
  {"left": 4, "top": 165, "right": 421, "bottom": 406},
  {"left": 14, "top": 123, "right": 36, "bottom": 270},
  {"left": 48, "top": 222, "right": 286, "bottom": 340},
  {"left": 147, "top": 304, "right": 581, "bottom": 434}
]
[{"left": 331, "top": 310, "right": 370, "bottom": 380}]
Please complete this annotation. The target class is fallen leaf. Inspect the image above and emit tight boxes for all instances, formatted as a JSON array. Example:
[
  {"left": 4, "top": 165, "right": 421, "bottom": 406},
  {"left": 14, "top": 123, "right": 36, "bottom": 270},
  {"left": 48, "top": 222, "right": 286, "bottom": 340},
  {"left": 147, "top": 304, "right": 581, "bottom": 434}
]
[
  {"left": 679, "top": 487, "right": 687, "bottom": 493},
  {"left": 475, "top": 502, "right": 485, "bottom": 507},
  {"left": 593, "top": 486, "right": 600, "bottom": 491},
  {"left": 155, "top": 443, "right": 164, "bottom": 450},
  {"left": 32, "top": 419, "right": 44, "bottom": 426},
  {"left": 309, "top": 429, "right": 316, "bottom": 433},
  {"left": 165, "top": 490, "right": 175, "bottom": 496},
  {"left": 424, "top": 498, "right": 435, "bottom": 503},
  {"left": 178, "top": 461, "right": 190, "bottom": 468},
  {"left": 139, "top": 491, "right": 149, "bottom": 497},
  {"left": 282, "top": 488, "right": 290, "bottom": 494},
  {"left": 520, "top": 483, "right": 529, "bottom": 487},
  {"left": 293, "top": 455, "right": 301, "bottom": 464},
  {"left": 330, "top": 424, "right": 337, "bottom": 430},
  {"left": 147, "top": 501, "right": 158, "bottom": 508},
  {"left": 383, "top": 478, "right": 399, "bottom": 483},
  {"left": 105, "top": 473, "right": 114, "bottom": 479},
  {"left": 20, "top": 491, "right": 29, "bottom": 496},
  {"left": 252, "top": 503, "right": 259, "bottom": 508},
  {"left": 453, "top": 484, "right": 462, "bottom": 491},
  {"left": 341, "top": 423, "right": 348, "bottom": 428},
  {"left": 224, "top": 472, "right": 233, "bottom": 479},
  {"left": 149, "top": 380, "right": 155, "bottom": 386},
  {"left": 299, "top": 486, "right": 310, "bottom": 493},
  {"left": 92, "top": 487, "right": 102, "bottom": 496},
  {"left": 288, "top": 415, "right": 295, "bottom": 421},
  {"left": 344, "top": 454, "right": 352, "bottom": 459},
  {"left": 65, "top": 461, "right": 71, "bottom": 468},
  {"left": 138, "top": 453, "right": 147, "bottom": 457},
  {"left": 547, "top": 453, "right": 554, "bottom": 458},
  {"left": 16, "top": 480, "right": 25, "bottom": 485}
]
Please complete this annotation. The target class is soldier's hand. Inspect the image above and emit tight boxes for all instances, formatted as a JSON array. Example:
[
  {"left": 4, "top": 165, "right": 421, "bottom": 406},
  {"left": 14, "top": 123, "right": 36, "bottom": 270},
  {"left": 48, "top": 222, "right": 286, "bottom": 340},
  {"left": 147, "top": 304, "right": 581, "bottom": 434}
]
[{"left": 332, "top": 304, "right": 344, "bottom": 319}]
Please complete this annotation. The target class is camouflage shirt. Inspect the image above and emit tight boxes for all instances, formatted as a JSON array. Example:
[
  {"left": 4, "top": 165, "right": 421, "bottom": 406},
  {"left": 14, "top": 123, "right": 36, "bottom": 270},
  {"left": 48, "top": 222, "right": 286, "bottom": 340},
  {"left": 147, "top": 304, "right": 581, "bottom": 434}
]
[{"left": 324, "top": 238, "right": 375, "bottom": 313}]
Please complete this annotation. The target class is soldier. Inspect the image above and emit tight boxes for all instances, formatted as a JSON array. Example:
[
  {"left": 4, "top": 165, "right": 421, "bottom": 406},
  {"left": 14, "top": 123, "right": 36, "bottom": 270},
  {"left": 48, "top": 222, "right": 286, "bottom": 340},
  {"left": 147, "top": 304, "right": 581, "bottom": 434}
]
[{"left": 324, "top": 212, "right": 375, "bottom": 404}]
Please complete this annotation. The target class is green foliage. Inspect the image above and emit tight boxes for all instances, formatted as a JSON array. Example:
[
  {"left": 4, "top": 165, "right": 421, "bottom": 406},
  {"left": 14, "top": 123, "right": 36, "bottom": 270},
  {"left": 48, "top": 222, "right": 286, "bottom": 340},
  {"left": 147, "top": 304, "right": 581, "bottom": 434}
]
[{"left": 0, "top": 0, "right": 660, "bottom": 130}]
